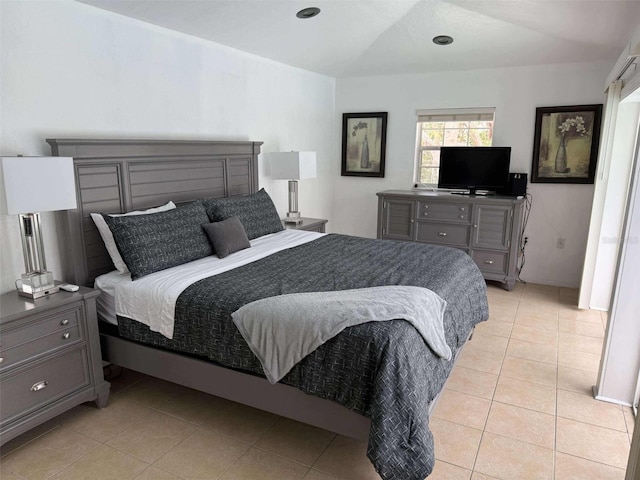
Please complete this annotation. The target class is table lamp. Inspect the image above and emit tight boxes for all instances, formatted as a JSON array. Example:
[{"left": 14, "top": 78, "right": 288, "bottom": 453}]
[
  {"left": 2, "top": 156, "right": 77, "bottom": 299},
  {"left": 268, "top": 151, "right": 317, "bottom": 224}
]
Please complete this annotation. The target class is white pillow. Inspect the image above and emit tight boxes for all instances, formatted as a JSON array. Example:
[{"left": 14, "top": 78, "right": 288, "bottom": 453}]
[{"left": 91, "top": 201, "right": 176, "bottom": 274}]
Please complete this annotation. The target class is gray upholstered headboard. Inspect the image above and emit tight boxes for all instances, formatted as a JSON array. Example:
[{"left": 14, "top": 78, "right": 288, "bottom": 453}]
[{"left": 47, "top": 139, "right": 262, "bottom": 287}]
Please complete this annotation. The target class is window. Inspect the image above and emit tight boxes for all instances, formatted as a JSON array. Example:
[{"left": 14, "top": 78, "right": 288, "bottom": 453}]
[{"left": 414, "top": 108, "right": 495, "bottom": 186}]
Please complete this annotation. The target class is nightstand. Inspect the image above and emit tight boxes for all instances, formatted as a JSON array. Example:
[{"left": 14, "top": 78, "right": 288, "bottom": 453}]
[
  {"left": 283, "top": 217, "right": 328, "bottom": 233},
  {"left": 0, "top": 286, "right": 110, "bottom": 446}
]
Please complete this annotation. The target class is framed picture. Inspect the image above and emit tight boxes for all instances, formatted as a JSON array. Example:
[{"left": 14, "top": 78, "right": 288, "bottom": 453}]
[
  {"left": 531, "top": 104, "right": 603, "bottom": 184},
  {"left": 341, "top": 112, "right": 388, "bottom": 177}
]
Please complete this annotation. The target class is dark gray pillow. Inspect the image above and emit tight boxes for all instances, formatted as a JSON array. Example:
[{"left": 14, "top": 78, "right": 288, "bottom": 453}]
[
  {"left": 104, "top": 201, "right": 213, "bottom": 280},
  {"left": 202, "top": 216, "right": 251, "bottom": 259},
  {"left": 203, "top": 188, "right": 283, "bottom": 240}
]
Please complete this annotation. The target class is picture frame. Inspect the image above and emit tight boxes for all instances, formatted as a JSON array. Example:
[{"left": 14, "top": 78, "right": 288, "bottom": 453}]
[
  {"left": 531, "top": 104, "right": 603, "bottom": 184},
  {"left": 341, "top": 112, "right": 388, "bottom": 177}
]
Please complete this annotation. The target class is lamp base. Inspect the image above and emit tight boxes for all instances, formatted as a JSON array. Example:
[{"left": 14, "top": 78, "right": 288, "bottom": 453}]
[
  {"left": 283, "top": 212, "right": 303, "bottom": 224},
  {"left": 18, "top": 272, "right": 59, "bottom": 299}
]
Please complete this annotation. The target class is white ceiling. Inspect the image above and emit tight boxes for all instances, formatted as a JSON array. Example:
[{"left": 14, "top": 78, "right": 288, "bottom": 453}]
[{"left": 78, "top": 0, "right": 640, "bottom": 77}]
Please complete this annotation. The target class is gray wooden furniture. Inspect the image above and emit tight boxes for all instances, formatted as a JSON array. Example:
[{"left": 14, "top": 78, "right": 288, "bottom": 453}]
[
  {"left": 0, "top": 285, "right": 109, "bottom": 446},
  {"left": 377, "top": 190, "right": 525, "bottom": 290},
  {"left": 283, "top": 217, "right": 328, "bottom": 233},
  {"left": 47, "top": 139, "right": 372, "bottom": 440}
]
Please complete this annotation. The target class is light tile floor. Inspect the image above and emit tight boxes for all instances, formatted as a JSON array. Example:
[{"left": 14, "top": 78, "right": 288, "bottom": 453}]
[{"left": 0, "top": 282, "right": 634, "bottom": 479}]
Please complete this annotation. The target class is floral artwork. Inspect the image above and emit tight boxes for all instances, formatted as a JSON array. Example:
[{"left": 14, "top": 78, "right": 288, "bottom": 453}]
[
  {"left": 531, "top": 105, "right": 603, "bottom": 184},
  {"left": 342, "top": 112, "right": 387, "bottom": 177}
]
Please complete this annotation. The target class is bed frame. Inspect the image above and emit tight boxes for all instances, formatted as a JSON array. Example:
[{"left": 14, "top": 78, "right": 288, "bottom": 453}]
[{"left": 47, "top": 138, "right": 372, "bottom": 439}]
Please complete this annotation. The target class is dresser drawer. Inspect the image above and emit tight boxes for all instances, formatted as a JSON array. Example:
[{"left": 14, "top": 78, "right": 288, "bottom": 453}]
[
  {"left": 0, "top": 324, "right": 83, "bottom": 371},
  {"left": 416, "top": 223, "right": 470, "bottom": 246},
  {"left": 1, "top": 306, "right": 81, "bottom": 352},
  {"left": 0, "top": 347, "right": 90, "bottom": 426},
  {"left": 417, "top": 202, "right": 471, "bottom": 222},
  {"left": 472, "top": 250, "right": 508, "bottom": 274}
]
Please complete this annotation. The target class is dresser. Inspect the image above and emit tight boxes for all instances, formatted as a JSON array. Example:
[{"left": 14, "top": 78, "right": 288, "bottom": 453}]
[
  {"left": 0, "top": 286, "right": 110, "bottom": 445},
  {"left": 377, "top": 190, "right": 524, "bottom": 290}
]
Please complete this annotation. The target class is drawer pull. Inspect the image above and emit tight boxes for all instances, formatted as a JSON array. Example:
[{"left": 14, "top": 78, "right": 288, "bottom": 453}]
[
  {"left": 484, "top": 260, "right": 494, "bottom": 265},
  {"left": 460, "top": 207, "right": 465, "bottom": 211},
  {"left": 62, "top": 333, "right": 70, "bottom": 340},
  {"left": 0, "top": 357, "right": 3, "bottom": 364},
  {"left": 438, "top": 232, "right": 447, "bottom": 237},
  {"left": 459, "top": 215, "right": 465, "bottom": 219},
  {"left": 410, "top": 219, "right": 415, "bottom": 223},
  {"left": 473, "top": 224, "right": 478, "bottom": 228},
  {"left": 31, "top": 381, "right": 48, "bottom": 392},
  {"left": 60, "top": 319, "right": 69, "bottom": 326},
  {"left": 423, "top": 205, "right": 429, "bottom": 209}
]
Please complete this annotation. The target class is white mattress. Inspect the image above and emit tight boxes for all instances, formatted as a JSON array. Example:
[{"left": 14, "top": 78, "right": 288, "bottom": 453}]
[
  {"left": 95, "top": 271, "right": 128, "bottom": 326},
  {"left": 94, "top": 229, "right": 325, "bottom": 337}
]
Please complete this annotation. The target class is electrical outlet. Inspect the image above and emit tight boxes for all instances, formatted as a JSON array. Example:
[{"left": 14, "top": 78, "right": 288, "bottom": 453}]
[{"left": 557, "top": 237, "right": 566, "bottom": 249}]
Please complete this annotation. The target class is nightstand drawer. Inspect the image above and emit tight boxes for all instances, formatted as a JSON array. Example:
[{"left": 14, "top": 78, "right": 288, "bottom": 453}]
[
  {"left": 0, "top": 324, "right": 83, "bottom": 371},
  {"left": 0, "top": 347, "right": 90, "bottom": 425},
  {"left": 416, "top": 223, "right": 470, "bottom": 247},
  {"left": 0, "top": 306, "right": 81, "bottom": 352},
  {"left": 472, "top": 250, "right": 508, "bottom": 274},
  {"left": 418, "top": 202, "right": 471, "bottom": 222}
]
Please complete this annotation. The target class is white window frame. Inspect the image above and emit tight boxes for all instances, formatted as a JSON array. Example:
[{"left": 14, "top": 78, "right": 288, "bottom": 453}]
[{"left": 414, "top": 107, "right": 496, "bottom": 187}]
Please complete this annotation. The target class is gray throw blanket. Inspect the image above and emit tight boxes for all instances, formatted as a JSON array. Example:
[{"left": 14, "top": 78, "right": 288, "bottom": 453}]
[{"left": 232, "top": 286, "right": 451, "bottom": 384}]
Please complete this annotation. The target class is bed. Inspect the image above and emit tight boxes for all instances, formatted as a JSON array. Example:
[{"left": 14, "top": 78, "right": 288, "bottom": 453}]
[{"left": 48, "top": 138, "right": 489, "bottom": 480}]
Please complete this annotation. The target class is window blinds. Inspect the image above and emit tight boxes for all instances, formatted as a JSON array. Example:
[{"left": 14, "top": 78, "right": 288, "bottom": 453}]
[{"left": 416, "top": 108, "right": 495, "bottom": 123}]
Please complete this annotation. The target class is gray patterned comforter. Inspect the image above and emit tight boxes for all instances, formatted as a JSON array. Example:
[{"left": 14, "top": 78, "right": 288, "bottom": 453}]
[{"left": 117, "top": 234, "right": 489, "bottom": 479}]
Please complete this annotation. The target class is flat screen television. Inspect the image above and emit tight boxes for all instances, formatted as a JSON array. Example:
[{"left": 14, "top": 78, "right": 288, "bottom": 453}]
[{"left": 437, "top": 146, "right": 511, "bottom": 195}]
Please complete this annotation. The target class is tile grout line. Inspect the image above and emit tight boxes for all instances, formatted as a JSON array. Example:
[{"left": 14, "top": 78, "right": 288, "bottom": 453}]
[
  {"left": 468, "top": 285, "right": 517, "bottom": 477},
  {"left": 97, "top": 379, "right": 341, "bottom": 479},
  {"left": 0, "top": 423, "right": 64, "bottom": 460},
  {"left": 41, "top": 436, "right": 108, "bottom": 480},
  {"left": 307, "top": 434, "right": 341, "bottom": 478},
  {"left": 555, "top": 450, "right": 629, "bottom": 473},
  {"left": 472, "top": 283, "right": 561, "bottom": 479},
  {"left": 138, "top": 464, "right": 183, "bottom": 480}
]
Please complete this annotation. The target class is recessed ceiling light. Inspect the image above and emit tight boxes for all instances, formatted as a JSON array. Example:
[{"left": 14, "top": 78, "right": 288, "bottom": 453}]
[
  {"left": 296, "top": 7, "right": 321, "bottom": 19},
  {"left": 433, "top": 35, "right": 454, "bottom": 46}
]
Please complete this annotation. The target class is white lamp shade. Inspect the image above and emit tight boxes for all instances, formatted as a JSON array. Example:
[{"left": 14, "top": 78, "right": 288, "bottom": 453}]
[
  {"left": 2, "top": 156, "right": 77, "bottom": 214},
  {"left": 268, "top": 151, "right": 317, "bottom": 180}
]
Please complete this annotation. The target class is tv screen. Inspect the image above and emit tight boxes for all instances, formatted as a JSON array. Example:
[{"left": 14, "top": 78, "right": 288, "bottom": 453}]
[{"left": 438, "top": 146, "right": 511, "bottom": 194}]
